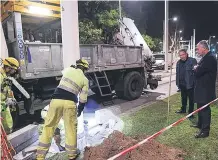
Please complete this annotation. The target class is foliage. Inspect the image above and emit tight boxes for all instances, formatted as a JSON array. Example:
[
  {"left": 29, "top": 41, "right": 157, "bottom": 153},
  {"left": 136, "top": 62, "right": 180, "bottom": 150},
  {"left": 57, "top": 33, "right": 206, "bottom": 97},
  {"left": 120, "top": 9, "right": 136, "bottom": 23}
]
[
  {"left": 78, "top": 1, "right": 118, "bottom": 21},
  {"left": 97, "top": 9, "right": 119, "bottom": 29},
  {"left": 142, "top": 34, "right": 162, "bottom": 51},
  {"left": 79, "top": 20, "right": 102, "bottom": 44},
  {"left": 142, "top": 34, "right": 155, "bottom": 49},
  {"left": 78, "top": 1, "right": 119, "bottom": 44},
  {"left": 97, "top": 9, "right": 119, "bottom": 43},
  {"left": 153, "top": 38, "right": 163, "bottom": 52}
]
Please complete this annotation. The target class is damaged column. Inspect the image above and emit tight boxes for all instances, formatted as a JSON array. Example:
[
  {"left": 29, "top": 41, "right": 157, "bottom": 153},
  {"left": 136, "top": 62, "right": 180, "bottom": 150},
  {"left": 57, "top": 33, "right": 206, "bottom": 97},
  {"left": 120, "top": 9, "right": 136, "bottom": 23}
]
[{"left": 60, "top": 0, "right": 86, "bottom": 151}]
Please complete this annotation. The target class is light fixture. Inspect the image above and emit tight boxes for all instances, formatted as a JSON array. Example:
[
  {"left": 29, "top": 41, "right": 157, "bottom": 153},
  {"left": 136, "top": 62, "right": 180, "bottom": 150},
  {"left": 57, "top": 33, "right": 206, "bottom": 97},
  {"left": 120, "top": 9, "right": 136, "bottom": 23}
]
[
  {"left": 28, "top": 6, "right": 52, "bottom": 16},
  {"left": 179, "top": 30, "right": 182, "bottom": 33},
  {"left": 173, "top": 17, "right": 178, "bottom": 21}
]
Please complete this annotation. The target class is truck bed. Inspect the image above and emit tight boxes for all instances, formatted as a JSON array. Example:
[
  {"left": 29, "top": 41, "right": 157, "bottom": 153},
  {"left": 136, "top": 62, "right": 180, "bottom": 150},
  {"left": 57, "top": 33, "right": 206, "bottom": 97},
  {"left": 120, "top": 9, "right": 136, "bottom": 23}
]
[
  {"left": 19, "top": 43, "right": 144, "bottom": 79},
  {"left": 80, "top": 44, "right": 144, "bottom": 73}
]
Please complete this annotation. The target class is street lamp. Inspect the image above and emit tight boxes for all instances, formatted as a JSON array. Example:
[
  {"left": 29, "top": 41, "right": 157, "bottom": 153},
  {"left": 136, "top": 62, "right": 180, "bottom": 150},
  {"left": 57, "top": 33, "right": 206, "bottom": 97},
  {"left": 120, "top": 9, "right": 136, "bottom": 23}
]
[
  {"left": 179, "top": 30, "right": 182, "bottom": 33},
  {"left": 173, "top": 17, "right": 178, "bottom": 21},
  {"left": 209, "top": 35, "right": 216, "bottom": 50},
  {"left": 168, "top": 16, "right": 178, "bottom": 22},
  {"left": 163, "top": 14, "right": 178, "bottom": 71}
]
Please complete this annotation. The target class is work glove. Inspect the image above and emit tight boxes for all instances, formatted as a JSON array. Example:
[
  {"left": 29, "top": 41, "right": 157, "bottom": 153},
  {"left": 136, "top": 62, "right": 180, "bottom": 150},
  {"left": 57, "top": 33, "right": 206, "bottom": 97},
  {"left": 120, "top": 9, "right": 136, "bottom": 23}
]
[
  {"left": 77, "top": 103, "right": 85, "bottom": 117},
  {"left": 5, "top": 98, "right": 17, "bottom": 106}
]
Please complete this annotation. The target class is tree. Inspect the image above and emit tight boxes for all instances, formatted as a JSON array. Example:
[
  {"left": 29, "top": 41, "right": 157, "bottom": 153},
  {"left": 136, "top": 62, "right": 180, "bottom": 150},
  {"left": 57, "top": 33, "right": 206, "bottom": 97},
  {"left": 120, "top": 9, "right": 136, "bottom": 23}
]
[
  {"left": 79, "top": 20, "right": 102, "bottom": 44},
  {"left": 78, "top": 1, "right": 120, "bottom": 44},
  {"left": 97, "top": 9, "right": 119, "bottom": 43},
  {"left": 78, "top": 1, "right": 118, "bottom": 22},
  {"left": 142, "top": 34, "right": 155, "bottom": 49},
  {"left": 97, "top": 9, "right": 119, "bottom": 29},
  {"left": 153, "top": 38, "right": 162, "bottom": 52}
]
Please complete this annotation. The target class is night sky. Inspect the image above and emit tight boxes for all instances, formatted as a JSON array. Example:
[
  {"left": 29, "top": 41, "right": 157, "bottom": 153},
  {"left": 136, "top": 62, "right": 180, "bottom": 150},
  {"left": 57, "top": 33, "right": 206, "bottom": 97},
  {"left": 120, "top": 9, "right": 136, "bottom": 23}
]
[
  {"left": 123, "top": 1, "right": 218, "bottom": 44},
  {"left": 170, "top": 1, "right": 218, "bottom": 43}
]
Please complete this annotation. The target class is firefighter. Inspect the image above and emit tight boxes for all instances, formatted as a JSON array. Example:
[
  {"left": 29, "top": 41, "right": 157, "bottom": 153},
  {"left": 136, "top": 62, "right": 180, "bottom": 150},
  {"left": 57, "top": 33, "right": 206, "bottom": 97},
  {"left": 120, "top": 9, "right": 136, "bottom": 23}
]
[
  {"left": 0, "top": 57, "right": 19, "bottom": 134},
  {"left": 37, "top": 59, "right": 89, "bottom": 160}
]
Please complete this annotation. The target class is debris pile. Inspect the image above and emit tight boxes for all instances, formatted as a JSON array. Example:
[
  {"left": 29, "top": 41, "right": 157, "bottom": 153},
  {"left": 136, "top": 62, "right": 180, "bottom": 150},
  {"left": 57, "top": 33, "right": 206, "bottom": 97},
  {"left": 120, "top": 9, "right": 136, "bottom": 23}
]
[{"left": 84, "top": 131, "right": 185, "bottom": 160}]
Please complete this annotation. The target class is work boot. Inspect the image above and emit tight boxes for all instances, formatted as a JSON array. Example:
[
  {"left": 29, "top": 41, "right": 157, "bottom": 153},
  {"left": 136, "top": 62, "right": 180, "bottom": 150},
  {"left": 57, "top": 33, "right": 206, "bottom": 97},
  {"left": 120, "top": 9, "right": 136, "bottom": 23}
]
[
  {"left": 195, "top": 131, "right": 209, "bottom": 138},
  {"left": 69, "top": 149, "right": 80, "bottom": 160},
  {"left": 175, "top": 109, "right": 186, "bottom": 114}
]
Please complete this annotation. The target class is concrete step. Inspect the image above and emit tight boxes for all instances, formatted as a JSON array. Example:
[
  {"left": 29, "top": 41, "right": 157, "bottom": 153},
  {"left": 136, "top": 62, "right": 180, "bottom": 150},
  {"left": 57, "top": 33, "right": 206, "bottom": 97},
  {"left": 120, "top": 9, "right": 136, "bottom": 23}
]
[{"left": 8, "top": 124, "right": 39, "bottom": 154}]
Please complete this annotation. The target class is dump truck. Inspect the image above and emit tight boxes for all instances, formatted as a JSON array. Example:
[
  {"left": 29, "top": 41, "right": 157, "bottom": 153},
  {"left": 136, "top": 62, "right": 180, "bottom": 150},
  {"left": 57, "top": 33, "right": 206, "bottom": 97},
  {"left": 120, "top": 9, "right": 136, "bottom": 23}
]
[{"left": 1, "top": 1, "right": 159, "bottom": 120}]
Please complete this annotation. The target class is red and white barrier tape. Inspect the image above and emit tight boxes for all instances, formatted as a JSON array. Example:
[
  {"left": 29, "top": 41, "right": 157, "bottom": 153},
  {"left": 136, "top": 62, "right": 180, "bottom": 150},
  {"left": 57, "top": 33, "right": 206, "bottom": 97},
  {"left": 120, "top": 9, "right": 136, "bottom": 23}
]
[{"left": 108, "top": 98, "right": 218, "bottom": 160}]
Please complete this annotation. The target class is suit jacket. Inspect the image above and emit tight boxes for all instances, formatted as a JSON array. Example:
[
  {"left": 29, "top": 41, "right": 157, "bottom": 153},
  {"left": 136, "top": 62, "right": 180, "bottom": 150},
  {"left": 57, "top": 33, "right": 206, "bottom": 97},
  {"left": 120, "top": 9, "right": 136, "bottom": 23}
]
[
  {"left": 176, "top": 57, "right": 197, "bottom": 89},
  {"left": 194, "top": 52, "right": 217, "bottom": 103}
]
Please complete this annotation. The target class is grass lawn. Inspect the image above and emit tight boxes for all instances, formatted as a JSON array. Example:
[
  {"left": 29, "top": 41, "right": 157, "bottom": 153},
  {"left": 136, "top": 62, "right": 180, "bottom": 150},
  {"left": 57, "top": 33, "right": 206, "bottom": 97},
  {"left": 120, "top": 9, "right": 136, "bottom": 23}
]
[{"left": 122, "top": 94, "right": 218, "bottom": 160}]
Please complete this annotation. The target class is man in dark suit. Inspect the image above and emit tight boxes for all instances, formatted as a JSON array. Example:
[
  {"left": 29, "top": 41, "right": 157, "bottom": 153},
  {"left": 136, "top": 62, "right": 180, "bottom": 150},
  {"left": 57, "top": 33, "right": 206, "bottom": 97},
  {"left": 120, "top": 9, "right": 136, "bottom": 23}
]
[
  {"left": 192, "top": 40, "right": 217, "bottom": 138},
  {"left": 176, "top": 49, "right": 197, "bottom": 117}
]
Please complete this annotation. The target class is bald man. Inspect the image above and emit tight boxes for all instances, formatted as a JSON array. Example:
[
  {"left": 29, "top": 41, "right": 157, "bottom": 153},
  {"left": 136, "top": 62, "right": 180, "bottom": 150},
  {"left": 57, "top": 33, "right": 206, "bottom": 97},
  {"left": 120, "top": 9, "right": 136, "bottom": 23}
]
[{"left": 192, "top": 40, "right": 217, "bottom": 138}]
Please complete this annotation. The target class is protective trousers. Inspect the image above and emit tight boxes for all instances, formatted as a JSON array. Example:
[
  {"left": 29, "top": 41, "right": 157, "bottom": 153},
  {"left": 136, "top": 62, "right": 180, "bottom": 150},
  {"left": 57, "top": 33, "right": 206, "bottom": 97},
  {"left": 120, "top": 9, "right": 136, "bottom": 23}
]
[
  {"left": 37, "top": 99, "right": 77, "bottom": 160},
  {"left": 1, "top": 103, "right": 13, "bottom": 134}
]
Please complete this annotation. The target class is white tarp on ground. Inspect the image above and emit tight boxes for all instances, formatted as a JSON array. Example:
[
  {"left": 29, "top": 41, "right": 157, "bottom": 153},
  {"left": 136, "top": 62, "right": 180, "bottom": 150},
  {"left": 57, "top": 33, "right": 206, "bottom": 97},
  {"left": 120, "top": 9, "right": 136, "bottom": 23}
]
[
  {"left": 86, "top": 109, "right": 124, "bottom": 147},
  {"left": 13, "top": 107, "right": 124, "bottom": 160},
  {"left": 46, "top": 108, "right": 124, "bottom": 159}
]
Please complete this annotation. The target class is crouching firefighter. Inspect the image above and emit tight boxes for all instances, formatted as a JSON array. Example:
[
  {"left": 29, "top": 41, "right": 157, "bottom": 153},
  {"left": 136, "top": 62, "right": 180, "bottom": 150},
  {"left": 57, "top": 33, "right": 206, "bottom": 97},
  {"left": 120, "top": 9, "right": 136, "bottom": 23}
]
[
  {"left": 0, "top": 57, "right": 19, "bottom": 134},
  {"left": 37, "top": 59, "right": 89, "bottom": 160}
]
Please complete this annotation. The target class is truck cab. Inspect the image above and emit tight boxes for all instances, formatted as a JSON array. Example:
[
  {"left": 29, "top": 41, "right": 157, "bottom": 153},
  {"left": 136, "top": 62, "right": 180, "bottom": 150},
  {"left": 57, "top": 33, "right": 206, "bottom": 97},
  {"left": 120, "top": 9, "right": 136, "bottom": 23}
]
[{"left": 1, "top": 0, "right": 63, "bottom": 115}]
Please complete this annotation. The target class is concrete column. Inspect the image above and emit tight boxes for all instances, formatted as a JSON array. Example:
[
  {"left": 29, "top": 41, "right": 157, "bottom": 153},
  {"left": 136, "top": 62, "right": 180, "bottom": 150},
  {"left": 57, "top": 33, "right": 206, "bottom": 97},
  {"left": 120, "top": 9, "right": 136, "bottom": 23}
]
[
  {"left": 0, "top": 22, "right": 8, "bottom": 59},
  {"left": 164, "top": 0, "right": 169, "bottom": 71},
  {"left": 193, "top": 29, "right": 196, "bottom": 57},
  {"left": 60, "top": 1, "right": 86, "bottom": 150},
  {"left": 61, "top": 0, "right": 80, "bottom": 68},
  {"left": 191, "top": 36, "right": 193, "bottom": 57}
]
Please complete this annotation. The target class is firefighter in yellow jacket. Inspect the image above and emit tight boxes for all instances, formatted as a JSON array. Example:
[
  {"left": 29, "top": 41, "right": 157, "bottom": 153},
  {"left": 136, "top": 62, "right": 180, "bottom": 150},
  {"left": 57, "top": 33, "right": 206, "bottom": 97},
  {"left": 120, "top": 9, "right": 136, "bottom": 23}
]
[
  {"left": 1, "top": 57, "right": 19, "bottom": 134},
  {"left": 37, "top": 59, "right": 89, "bottom": 160}
]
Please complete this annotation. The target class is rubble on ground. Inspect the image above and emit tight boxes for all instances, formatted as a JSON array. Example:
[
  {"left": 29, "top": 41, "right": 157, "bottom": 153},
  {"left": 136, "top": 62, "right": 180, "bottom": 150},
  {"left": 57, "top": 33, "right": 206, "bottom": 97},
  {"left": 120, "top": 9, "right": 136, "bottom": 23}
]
[{"left": 83, "top": 131, "right": 185, "bottom": 160}]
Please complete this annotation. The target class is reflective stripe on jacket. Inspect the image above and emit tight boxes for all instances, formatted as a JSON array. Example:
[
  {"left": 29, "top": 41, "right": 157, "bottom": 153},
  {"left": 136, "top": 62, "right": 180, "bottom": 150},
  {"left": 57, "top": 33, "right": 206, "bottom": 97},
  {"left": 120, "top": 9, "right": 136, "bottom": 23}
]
[
  {"left": 0, "top": 68, "right": 14, "bottom": 102},
  {"left": 58, "top": 67, "right": 89, "bottom": 103}
]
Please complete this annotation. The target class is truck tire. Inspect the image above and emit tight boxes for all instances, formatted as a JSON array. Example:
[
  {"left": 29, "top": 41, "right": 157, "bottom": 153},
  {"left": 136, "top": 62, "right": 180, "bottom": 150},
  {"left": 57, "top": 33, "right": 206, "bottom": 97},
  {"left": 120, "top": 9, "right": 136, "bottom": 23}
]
[
  {"left": 149, "top": 81, "right": 158, "bottom": 90},
  {"left": 123, "top": 71, "right": 144, "bottom": 100}
]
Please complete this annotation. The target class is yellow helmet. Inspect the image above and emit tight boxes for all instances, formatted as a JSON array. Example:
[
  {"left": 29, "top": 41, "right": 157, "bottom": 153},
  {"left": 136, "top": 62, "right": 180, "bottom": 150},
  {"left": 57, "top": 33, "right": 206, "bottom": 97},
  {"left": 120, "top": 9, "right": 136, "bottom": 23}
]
[
  {"left": 76, "top": 59, "right": 89, "bottom": 69},
  {"left": 3, "top": 57, "right": 19, "bottom": 70}
]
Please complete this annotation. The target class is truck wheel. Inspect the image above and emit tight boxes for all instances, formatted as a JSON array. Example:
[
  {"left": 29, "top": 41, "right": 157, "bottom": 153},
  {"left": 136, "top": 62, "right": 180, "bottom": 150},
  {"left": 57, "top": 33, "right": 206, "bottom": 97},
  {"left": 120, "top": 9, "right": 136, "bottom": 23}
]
[
  {"left": 123, "top": 71, "right": 144, "bottom": 100},
  {"left": 149, "top": 79, "right": 158, "bottom": 90},
  {"left": 150, "top": 83, "right": 158, "bottom": 90}
]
